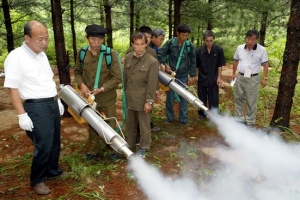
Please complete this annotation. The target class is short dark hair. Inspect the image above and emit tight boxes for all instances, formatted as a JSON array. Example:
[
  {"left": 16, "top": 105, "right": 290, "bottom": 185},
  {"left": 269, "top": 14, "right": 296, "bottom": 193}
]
[
  {"left": 246, "top": 29, "right": 259, "bottom": 39},
  {"left": 176, "top": 24, "right": 191, "bottom": 33},
  {"left": 131, "top": 32, "right": 147, "bottom": 44},
  {"left": 138, "top": 26, "right": 153, "bottom": 36},
  {"left": 203, "top": 30, "right": 215, "bottom": 40}
]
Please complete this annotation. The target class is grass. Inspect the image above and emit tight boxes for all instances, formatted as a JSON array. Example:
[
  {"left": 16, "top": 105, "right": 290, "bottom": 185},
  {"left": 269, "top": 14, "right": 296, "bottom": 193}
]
[{"left": 1, "top": 64, "right": 299, "bottom": 199}]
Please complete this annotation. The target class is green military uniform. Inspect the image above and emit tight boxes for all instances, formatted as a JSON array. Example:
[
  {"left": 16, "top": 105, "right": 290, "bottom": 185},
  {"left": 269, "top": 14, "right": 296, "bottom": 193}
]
[
  {"left": 124, "top": 51, "right": 159, "bottom": 151},
  {"left": 126, "top": 46, "right": 157, "bottom": 59},
  {"left": 74, "top": 47, "right": 122, "bottom": 153}
]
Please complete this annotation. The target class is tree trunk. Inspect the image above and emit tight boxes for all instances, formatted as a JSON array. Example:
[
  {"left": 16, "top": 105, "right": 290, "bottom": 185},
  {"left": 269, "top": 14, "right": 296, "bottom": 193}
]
[
  {"left": 207, "top": 0, "right": 213, "bottom": 30},
  {"left": 104, "top": 0, "right": 113, "bottom": 48},
  {"left": 173, "top": 0, "right": 182, "bottom": 37},
  {"left": 135, "top": 11, "right": 140, "bottom": 31},
  {"left": 70, "top": 0, "right": 77, "bottom": 63},
  {"left": 259, "top": 10, "right": 268, "bottom": 46},
  {"left": 100, "top": 0, "right": 105, "bottom": 25},
  {"left": 51, "top": 0, "right": 71, "bottom": 85},
  {"left": 270, "top": 0, "right": 300, "bottom": 128},
  {"left": 2, "top": 0, "right": 14, "bottom": 52},
  {"left": 129, "top": 0, "right": 134, "bottom": 46},
  {"left": 168, "top": 0, "right": 173, "bottom": 39}
]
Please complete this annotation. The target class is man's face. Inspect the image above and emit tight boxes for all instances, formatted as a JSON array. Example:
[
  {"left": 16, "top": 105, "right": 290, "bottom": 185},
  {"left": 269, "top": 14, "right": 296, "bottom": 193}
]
[
  {"left": 25, "top": 25, "right": 49, "bottom": 54},
  {"left": 177, "top": 32, "right": 189, "bottom": 43},
  {"left": 144, "top": 33, "right": 152, "bottom": 45},
  {"left": 245, "top": 35, "right": 258, "bottom": 50},
  {"left": 132, "top": 37, "right": 147, "bottom": 57},
  {"left": 152, "top": 35, "right": 165, "bottom": 47},
  {"left": 87, "top": 36, "right": 104, "bottom": 51},
  {"left": 204, "top": 36, "right": 214, "bottom": 49}
]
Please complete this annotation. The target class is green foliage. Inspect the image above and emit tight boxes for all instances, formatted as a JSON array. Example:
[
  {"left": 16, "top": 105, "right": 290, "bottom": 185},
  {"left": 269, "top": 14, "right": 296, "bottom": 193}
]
[
  {"left": 0, "top": 0, "right": 291, "bottom": 69},
  {"left": 266, "top": 37, "right": 286, "bottom": 69},
  {"left": 112, "top": 30, "right": 131, "bottom": 57},
  {"left": 217, "top": 36, "right": 241, "bottom": 63}
]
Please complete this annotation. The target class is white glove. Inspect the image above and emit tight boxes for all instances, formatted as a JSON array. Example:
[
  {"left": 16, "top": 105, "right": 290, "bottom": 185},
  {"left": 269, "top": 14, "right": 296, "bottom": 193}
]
[
  {"left": 57, "top": 99, "right": 65, "bottom": 115},
  {"left": 18, "top": 113, "right": 34, "bottom": 131},
  {"left": 57, "top": 99, "right": 65, "bottom": 116}
]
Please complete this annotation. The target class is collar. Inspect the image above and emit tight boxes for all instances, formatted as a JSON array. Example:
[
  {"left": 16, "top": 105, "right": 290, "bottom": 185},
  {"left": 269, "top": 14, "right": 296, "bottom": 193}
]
[
  {"left": 134, "top": 50, "right": 146, "bottom": 58},
  {"left": 244, "top": 43, "right": 258, "bottom": 50},
  {"left": 204, "top": 44, "right": 216, "bottom": 53},
  {"left": 88, "top": 46, "right": 100, "bottom": 55},
  {"left": 22, "top": 42, "right": 39, "bottom": 58},
  {"left": 149, "top": 42, "right": 155, "bottom": 48}
]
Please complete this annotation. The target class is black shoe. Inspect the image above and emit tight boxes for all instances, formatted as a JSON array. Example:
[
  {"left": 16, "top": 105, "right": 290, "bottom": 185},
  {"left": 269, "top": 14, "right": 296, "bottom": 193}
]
[
  {"left": 181, "top": 121, "right": 189, "bottom": 125},
  {"left": 136, "top": 148, "right": 149, "bottom": 156},
  {"left": 86, "top": 153, "right": 97, "bottom": 161},
  {"left": 165, "top": 119, "right": 172, "bottom": 124},
  {"left": 109, "top": 153, "right": 120, "bottom": 161},
  {"left": 45, "top": 172, "right": 71, "bottom": 180},
  {"left": 151, "top": 126, "right": 161, "bottom": 132},
  {"left": 136, "top": 133, "right": 140, "bottom": 145},
  {"left": 198, "top": 115, "right": 206, "bottom": 121}
]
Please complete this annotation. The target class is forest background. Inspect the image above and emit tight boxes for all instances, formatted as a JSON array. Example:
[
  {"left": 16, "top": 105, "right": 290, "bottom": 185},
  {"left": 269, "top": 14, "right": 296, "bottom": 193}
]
[
  {"left": 0, "top": 1, "right": 300, "bottom": 199},
  {"left": 0, "top": 0, "right": 299, "bottom": 128}
]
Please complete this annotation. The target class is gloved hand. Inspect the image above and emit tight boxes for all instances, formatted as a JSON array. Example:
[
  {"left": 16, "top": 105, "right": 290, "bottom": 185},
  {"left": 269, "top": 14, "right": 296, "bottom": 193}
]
[
  {"left": 18, "top": 113, "right": 34, "bottom": 131},
  {"left": 57, "top": 99, "right": 64, "bottom": 116}
]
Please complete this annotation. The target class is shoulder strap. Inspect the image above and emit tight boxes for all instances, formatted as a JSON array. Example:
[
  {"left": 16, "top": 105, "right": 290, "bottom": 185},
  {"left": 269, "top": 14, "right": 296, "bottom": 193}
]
[
  {"left": 102, "top": 45, "right": 112, "bottom": 69},
  {"left": 102, "top": 45, "right": 111, "bottom": 69},
  {"left": 93, "top": 49, "right": 105, "bottom": 89},
  {"left": 169, "top": 38, "right": 191, "bottom": 53},
  {"left": 175, "top": 41, "right": 186, "bottom": 70},
  {"left": 169, "top": 37, "right": 176, "bottom": 52},
  {"left": 80, "top": 45, "right": 112, "bottom": 69},
  {"left": 79, "top": 45, "right": 89, "bottom": 68},
  {"left": 185, "top": 40, "right": 191, "bottom": 53}
]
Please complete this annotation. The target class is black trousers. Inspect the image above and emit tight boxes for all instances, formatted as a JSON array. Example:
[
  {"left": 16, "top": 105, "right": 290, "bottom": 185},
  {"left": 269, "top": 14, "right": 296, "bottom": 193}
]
[
  {"left": 197, "top": 84, "right": 219, "bottom": 117},
  {"left": 24, "top": 100, "right": 62, "bottom": 186}
]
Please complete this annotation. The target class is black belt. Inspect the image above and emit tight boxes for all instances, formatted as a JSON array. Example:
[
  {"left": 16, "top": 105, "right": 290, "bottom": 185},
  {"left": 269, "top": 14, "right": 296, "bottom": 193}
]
[
  {"left": 25, "top": 95, "right": 58, "bottom": 103},
  {"left": 239, "top": 72, "right": 258, "bottom": 77}
]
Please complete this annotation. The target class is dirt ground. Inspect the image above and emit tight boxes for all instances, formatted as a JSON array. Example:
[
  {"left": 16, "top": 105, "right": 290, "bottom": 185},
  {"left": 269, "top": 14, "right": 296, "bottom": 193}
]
[{"left": 0, "top": 65, "right": 298, "bottom": 199}]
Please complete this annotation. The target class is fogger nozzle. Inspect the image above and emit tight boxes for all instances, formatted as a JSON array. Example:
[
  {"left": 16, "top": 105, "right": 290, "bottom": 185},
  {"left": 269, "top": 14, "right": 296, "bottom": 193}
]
[{"left": 158, "top": 71, "right": 208, "bottom": 112}]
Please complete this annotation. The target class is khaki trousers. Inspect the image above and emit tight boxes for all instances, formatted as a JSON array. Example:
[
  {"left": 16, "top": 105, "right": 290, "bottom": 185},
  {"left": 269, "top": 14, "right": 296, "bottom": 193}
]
[
  {"left": 234, "top": 73, "right": 260, "bottom": 125},
  {"left": 125, "top": 109, "right": 151, "bottom": 151}
]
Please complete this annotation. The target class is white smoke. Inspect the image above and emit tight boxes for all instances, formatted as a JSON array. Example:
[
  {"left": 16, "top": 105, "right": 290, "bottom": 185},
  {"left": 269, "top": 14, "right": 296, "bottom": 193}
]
[
  {"left": 128, "top": 156, "right": 201, "bottom": 200},
  {"left": 128, "top": 112, "right": 300, "bottom": 200}
]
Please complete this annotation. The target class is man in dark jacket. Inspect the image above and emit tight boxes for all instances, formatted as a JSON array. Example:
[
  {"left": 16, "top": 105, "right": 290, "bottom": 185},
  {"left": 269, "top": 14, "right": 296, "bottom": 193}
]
[
  {"left": 157, "top": 24, "right": 196, "bottom": 125},
  {"left": 195, "top": 30, "right": 226, "bottom": 120}
]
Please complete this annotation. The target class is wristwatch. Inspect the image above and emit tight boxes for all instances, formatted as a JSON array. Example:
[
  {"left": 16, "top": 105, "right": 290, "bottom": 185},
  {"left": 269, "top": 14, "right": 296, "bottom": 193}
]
[
  {"left": 147, "top": 102, "right": 153, "bottom": 105},
  {"left": 263, "top": 77, "right": 268, "bottom": 80}
]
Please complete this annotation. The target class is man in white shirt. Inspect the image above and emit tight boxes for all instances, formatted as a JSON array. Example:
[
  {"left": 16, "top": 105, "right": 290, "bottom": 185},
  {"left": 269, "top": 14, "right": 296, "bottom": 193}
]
[
  {"left": 4, "top": 20, "right": 65, "bottom": 195},
  {"left": 232, "top": 29, "right": 269, "bottom": 126}
]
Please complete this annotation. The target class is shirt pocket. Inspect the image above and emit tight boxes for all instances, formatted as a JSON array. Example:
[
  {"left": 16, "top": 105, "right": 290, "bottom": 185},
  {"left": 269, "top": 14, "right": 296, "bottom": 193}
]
[
  {"left": 138, "top": 67, "right": 149, "bottom": 86},
  {"left": 138, "top": 67, "right": 149, "bottom": 76}
]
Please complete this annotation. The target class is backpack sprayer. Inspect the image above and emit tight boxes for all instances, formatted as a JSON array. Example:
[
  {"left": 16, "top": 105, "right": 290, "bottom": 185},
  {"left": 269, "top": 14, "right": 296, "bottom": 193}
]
[{"left": 60, "top": 85, "right": 133, "bottom": 159}]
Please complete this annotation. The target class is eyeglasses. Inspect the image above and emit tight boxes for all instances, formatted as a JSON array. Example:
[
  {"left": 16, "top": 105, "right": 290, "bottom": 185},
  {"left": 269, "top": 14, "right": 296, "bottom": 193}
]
[{"left": 246, "top": 36, "right": 257, "bottom": 42}]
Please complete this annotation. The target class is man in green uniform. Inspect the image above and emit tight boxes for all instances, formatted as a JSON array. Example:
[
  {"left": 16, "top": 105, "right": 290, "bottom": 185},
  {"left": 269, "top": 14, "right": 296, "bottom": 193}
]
[
  {"left": 74, "top": 24, "right": 122, "bottom": 159},
  {"left": 124, "top": 32, "right": 159, "bottom": 156}
]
